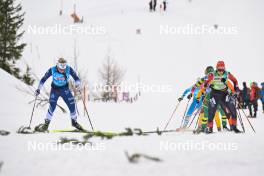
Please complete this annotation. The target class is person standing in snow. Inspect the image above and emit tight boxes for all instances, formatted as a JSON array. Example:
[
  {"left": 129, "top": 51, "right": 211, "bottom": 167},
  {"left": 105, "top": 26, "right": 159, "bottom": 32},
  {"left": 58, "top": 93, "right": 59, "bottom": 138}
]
[
  {"left": 149, "top": 0, "right": 153, "bottom": 11},
  {"left": 241, "top": 82, "right": 251, "bottom": 109},
  {"left": 249, "top": 82, "right": 261, "bottom": 117},
  {"left": 153, "top": 0, "right": 157, "bottom": 11},
  {"left": 163, "top": 0, "right": 167, "bottom": 11},
  {"left": 261, "top": 82, "right": 264, "bottom": 113},
  {"left": 35, "top": 58, "right": 83, "bottom": 131}
]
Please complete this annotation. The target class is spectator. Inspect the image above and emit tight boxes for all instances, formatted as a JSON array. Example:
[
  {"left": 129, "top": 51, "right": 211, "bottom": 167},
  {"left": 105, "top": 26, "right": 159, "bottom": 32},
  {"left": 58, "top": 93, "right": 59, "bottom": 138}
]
[
  {"left": 241, "top": 82, "right": 250, "bottom": 109},
  {"left": 149, "top": 0, "right": 157, "bottom": 12},
  {"left": 261, "top": 82, "right": 264, "bottom": 113},
  {"left": 149, "top": 0, "right": 153, "bottom": 11},
  {"left": 249, "top": 82, "right": 261, "bottom": 117},
  {"left": 163, "top": 0, "right": 167, "bottom": 11},
  {"left": 153, "top": 0, "right": 157, "bottom": 11}
]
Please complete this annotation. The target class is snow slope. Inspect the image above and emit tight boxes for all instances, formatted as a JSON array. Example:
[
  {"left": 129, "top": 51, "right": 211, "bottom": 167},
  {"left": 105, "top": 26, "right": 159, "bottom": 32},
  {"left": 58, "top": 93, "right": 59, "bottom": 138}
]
[{"left": 0, "top": 0, "right": 264, "bottom": 175}]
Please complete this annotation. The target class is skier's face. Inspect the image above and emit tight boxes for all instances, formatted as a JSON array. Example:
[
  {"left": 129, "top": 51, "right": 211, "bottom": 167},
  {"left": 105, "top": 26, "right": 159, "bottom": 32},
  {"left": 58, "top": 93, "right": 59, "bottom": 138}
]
[
  {"left": 58, "top": 67, "right": 65, "bottom": 73},
  {"left": 217, "top": 69, "right": 224, "bottom": 75},
  {"left": 57, "top": 62, "right": 67, "bottom": 73}
]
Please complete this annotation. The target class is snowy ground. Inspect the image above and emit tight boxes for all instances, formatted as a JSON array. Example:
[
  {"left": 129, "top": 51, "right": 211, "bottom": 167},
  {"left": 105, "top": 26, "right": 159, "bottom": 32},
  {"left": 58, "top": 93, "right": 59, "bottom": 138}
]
[{"left": 1, "top": 0, "right": 264, "bottom": 175}]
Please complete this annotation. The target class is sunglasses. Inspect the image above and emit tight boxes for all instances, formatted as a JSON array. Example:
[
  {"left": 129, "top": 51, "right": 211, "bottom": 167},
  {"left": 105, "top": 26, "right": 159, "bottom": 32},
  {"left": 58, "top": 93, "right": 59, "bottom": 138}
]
[
  {"left": 217, "top": 69, "right": 225, "bottom": 72},
  {"left": 57, "top": 63, "right": 67, "bottom": 70}
]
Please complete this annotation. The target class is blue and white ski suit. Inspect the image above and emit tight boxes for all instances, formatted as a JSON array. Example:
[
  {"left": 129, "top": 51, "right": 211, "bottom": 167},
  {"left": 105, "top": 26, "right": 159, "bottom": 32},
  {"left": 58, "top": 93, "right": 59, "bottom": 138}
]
[
  {"left": 38, "top": 65, "right": 81, "bottom": 121},
  {"left": 181, "top": 87, "right": 202, "bottom": 127}
]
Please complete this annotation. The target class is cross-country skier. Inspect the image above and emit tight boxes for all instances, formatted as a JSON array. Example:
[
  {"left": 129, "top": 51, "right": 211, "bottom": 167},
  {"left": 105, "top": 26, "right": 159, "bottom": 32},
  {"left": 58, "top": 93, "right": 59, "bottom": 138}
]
[
  {"left": 178, "top": 82, "right": 203, "bottom": 129},
  {"left": 204, "top": 61, "right": 241, "bottom": 133},
  {"left": 193, "top": 66, "right": 228, "bottom": 133},
  {"left": 34, "top": 58, "right": 83, "bottom": 131}
]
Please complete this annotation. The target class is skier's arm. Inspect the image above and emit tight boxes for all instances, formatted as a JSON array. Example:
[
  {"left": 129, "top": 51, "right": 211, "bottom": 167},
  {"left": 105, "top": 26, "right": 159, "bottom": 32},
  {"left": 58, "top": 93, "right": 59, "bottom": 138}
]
[
  {"left": 196, "top": 87, "right": 205, "bottom": 100},
  {"left": 38, "top": 68, "right": 52, "bottom": 90},
  {"left": 228, "top": 73, "right": 238, "bottom": 91},
  {"left": 205, "top": 73, "right": 214, "bottom": 88},
  {"left": 69, "top": 67, "right": 81, "bottom": 86},
  {"left": 190, "top": 77, "right": 205, "bottom": 93},
  {"left": 182, "top": 87, "right": 192, "bottom": 98},
  {"left": 227, "top": 80, "right": 235, "bottom": 94}
]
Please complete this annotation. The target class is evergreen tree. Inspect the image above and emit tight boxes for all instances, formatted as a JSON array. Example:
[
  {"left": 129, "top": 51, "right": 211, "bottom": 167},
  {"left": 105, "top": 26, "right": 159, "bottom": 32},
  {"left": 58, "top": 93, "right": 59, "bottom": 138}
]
[
  {"left": 0, "top": 0, "right": 26, "bottom": 78},
  {"left": 22, "top": 65, "right": 35, "bottom": 86}
]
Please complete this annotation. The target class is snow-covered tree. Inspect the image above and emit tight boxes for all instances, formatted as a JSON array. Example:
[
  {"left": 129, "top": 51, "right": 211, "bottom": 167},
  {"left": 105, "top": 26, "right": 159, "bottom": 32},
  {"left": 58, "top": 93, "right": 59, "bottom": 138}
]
[{"left": 0, "top": 0, "right": 34, "bottom": 85}]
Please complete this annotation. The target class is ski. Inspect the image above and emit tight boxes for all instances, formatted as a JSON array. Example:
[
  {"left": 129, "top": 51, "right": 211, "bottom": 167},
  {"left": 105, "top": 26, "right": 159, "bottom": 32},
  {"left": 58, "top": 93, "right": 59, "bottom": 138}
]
[
  {"left": 50, "top": 129, "right": 119, "bottom": 136},
  {"left": 18, "top": 126, "right": 196, "bottom": 137}
]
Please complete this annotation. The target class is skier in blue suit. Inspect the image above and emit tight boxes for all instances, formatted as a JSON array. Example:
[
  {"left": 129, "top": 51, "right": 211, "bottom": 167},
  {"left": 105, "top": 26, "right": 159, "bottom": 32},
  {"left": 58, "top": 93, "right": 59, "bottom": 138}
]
[
  {"left": 35, "top": 58, "right": 83, "bottom": 131},
  {"left": 178, "top": 85, "right": 203, "bottom": 128}
]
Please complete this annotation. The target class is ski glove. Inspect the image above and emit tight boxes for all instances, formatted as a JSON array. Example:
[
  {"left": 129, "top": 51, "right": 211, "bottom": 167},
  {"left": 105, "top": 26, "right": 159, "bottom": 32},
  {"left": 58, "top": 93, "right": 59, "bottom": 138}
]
[
  {"left": 234, "top": 86, "right": 239, "bottom": 92},
  {"left": 35, "top": 89, "right": 40, "bottom": 96},
  {"left": 76, "top": 85, "right": 81, "bottom": 92},
  {"left": 187, "top": 93, "right": 192, "bottom": 99},
  {"left": 221, "top": 78, "right": 226, "bottom": 83},
  {"left": 178, "top": 97, "right": 183, "bottom": 102},
  {"left": 75, "top": 80, "right": 81, "bottom": 92},
  {"left": 196, "top": 98, "right": 200, "bottom": 104},
  {"left": 232, "top": 92, "right": 239, "bottom": 99}
]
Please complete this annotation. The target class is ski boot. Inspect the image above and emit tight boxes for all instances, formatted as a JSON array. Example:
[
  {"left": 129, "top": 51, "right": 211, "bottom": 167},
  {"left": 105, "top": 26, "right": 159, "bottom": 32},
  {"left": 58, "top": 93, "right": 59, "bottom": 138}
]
[
  {"left": 35, "top": 119, "right": 50, "bottom": 132},
  {"left": 71, "top": 119, "right": 84, "bottom": 131},
  {"left": 193, "top": 127, "right": 205, "bottom": 134},
  {"left": 223, "top": 125, "right": 230, "bottom": 131},
  {"left": 217, "top": 127, "right": 222, "bottom": 132},
  {"left": 230, "top": 126, "right": 242, "bottom": 133},
  {"left": 205, "top": 127, "right": 213, "bottom": 134}
]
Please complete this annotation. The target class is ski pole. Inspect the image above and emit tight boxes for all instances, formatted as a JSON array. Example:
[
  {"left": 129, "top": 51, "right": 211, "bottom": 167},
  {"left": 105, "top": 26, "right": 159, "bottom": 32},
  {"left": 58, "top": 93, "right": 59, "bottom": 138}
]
[
  {"left": 163, "top": 101, "right": 181, "bottom": 131},
  {"left": 194, "top": 111, "right": 200, "bottom": 131},
  {"left": 79, "top": 90, "right": 94, "bottom": 131},
  {"left": 237, "top": 108, "right": 245, "bottom": 133},
  {"left": 28, "top": 95, "right": 38, "bottom": 129},
  {"left": 236, "top": 98, "right": 256, "bottom": 133},
  {"left": 73, "top": 91, "right": 80, "bottom": 116},
  {"left": 191, "top": 95, "right": 207, "bottom": 130},
  {"left": 235, "top": 99, "right": 245, "bottom": 132},
  {"left": 180, "top": 98, "right": 191, "bottom": 128},
  {"left": 188, "top": 107, "right": 201, "bottom": 128}
]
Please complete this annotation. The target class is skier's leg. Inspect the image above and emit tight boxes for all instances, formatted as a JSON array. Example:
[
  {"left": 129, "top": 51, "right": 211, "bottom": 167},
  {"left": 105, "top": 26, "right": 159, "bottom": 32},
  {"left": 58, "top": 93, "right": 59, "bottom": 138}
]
[
  {"left": 202, "top": 96, "right": 209, "bottom": 130},
  {"left": 202, "top": 102, "right": 209, "bottom": 129},
  {"left": 218, "top": 106, "right": 228, "bottom": 128},
  {"left": 220, "top": 95, "right": 239, "bottom": 131},
  {"left": 61, "top": 89, "right": 84, "bottom": 130},
  {"left": 45, "top": 89, "right": 60, "bottom": 121},
  {"left": 194, "top": 97, "right": 206, "bottom": 133},
  {"left": 198, "top": 111, "right": 204, "bottom": 127},
  {"left": 61, "top": 89, "right": 77, "bottom": 120},
  {"left": 182, "top": 100, "right": 197, "bottom": 128},
  {"left": 207, "top": 93, "right": 219, "bottom": 130},
  {"left": 214, "top": 111, "right": 221, "bottom": 131}
]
